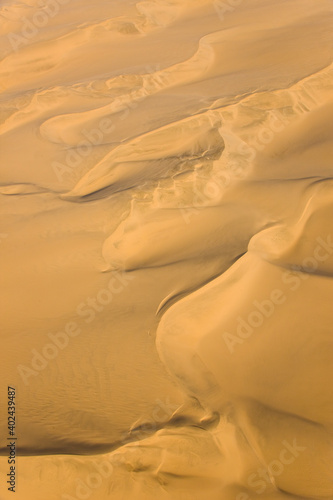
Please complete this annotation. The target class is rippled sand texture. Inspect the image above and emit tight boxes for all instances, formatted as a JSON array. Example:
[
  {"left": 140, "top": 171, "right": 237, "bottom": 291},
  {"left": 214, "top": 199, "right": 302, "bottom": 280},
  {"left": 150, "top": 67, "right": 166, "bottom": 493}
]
[{"left": 1, "top": 0, "right": 333, "bottom": 499}]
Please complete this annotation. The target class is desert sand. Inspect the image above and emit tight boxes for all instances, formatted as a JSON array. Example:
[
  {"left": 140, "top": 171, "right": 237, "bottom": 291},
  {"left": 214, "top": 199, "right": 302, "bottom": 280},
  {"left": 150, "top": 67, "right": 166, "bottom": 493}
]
[{"left": 0, "top": 0, "right": 333, "bottom": 499}]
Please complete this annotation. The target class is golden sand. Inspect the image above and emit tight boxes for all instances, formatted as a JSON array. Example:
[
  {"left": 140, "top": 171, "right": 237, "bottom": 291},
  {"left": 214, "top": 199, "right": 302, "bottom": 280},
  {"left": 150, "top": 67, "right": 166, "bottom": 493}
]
[{"left": 0, "top": 0, "right": 333, "bottom": 498}]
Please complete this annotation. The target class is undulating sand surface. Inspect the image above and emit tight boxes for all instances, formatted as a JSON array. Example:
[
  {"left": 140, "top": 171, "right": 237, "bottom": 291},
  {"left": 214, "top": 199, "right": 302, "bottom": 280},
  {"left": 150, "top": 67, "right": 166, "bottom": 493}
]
[{"left": 0, "top": 0, "right": 333, "bottom": 499}]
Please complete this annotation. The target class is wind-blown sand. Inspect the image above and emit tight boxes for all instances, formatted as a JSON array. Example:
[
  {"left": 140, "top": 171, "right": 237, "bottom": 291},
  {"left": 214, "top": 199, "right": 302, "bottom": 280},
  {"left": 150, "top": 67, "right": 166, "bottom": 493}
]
[{"left": 0, "top": 0, "right": 333, "bottom": 499}]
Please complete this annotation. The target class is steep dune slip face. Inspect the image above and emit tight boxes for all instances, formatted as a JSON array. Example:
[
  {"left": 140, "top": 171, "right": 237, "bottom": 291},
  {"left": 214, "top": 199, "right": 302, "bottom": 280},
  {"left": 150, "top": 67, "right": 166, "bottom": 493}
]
[{"left": 1, "top": 0, "right": 333, "bottom": 499}]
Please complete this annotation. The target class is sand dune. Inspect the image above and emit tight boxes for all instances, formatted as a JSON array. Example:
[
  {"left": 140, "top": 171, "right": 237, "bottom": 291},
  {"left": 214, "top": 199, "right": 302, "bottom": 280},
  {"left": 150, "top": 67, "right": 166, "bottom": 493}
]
[
  {"left": 62, "top": 112, "right": 223, "bottom": 199},
  {"left": 1, "top": 0, "right": 333, "bottom": 499}
]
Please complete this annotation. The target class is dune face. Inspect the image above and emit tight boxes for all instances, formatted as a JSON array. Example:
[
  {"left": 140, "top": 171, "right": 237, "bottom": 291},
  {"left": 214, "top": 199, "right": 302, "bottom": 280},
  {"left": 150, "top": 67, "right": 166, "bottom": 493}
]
[{"left": 1, "top": 0, "right": 333, "bottom": 499}]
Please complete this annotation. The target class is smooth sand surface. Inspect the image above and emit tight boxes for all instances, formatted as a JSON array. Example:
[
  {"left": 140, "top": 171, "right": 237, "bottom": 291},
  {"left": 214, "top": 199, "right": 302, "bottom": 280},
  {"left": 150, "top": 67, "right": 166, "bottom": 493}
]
[{"left": 0, "top": 0, "right": 333, "bottom": 499}]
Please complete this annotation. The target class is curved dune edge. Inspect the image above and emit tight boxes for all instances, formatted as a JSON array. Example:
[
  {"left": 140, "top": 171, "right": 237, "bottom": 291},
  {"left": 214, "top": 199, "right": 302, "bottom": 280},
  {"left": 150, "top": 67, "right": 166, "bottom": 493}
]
[
  {"left": 155, "top": 249, "right": 333, "bottom": 498},
  {"left": 61, "top": 112, "right": 223, "bottom": 199},
  {"left": 56, "top": 60, "right": 333, "bottom": 202}
]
